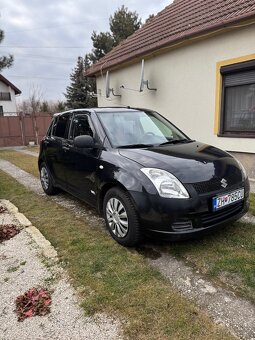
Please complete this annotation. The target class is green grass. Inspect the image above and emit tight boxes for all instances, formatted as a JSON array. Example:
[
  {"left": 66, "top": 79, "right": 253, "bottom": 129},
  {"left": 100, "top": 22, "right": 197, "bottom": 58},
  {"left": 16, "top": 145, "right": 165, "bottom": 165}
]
[
  {"left": 0, "top": 170, "right": 233, "bottom": 339},
  {"left": 161, "top": 220, "right": 255, "bottom": 303},
  {"left": 250, "top": 193, "right": 255, "bottom": 216}
]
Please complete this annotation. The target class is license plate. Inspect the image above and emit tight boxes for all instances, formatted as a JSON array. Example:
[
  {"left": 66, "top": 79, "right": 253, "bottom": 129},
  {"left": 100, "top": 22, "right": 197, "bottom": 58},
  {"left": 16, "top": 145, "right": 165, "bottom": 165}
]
[{"left": 212, "top": 188, "right": 244, "bottom": 211}]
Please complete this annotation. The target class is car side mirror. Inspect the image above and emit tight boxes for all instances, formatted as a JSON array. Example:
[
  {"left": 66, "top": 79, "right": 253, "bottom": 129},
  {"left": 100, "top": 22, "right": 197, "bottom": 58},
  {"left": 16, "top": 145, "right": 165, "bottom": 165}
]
[{"left": 74, "top": 135, "right": 95, "bottom": 148}]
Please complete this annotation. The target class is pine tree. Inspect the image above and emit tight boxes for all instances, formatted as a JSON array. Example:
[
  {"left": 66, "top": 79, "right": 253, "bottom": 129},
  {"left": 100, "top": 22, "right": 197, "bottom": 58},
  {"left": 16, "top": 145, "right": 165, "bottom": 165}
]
[
  {"left": 89, "top": 6, "right": 141, "bottom": 63},
  {"left": 0, "top": 27, "right": 14, "bottom": 71},
  {"left": 110, "top": 5, "right": 141, "bottom": 46},
  {"left": 64, "top": 56, "right": 97, "bottom": 109}
]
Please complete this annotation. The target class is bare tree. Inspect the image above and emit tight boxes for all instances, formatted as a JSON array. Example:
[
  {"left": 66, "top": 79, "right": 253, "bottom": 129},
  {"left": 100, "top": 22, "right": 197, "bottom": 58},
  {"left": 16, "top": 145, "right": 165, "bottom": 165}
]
[
  {"left": 29, "top": 84, "right": 44, "bottom": 114},
  {"left": 28, "top": 84, "right": 44, "bottom": 145}
]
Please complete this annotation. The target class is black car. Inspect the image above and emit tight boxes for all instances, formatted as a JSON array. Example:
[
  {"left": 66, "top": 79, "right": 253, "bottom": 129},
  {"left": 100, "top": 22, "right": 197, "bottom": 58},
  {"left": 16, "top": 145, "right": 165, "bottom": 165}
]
[{"left": 39, "top": 108, "right": 250, "bottom": 246}]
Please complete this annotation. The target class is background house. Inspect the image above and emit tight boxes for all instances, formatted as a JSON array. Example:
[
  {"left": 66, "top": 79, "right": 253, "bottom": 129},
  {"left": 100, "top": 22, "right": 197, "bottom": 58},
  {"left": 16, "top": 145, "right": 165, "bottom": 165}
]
[
  {"left": 86, "top": 0, "right": 255, "bottom": 179},
  {"left": 0, "top": 74, "right": 21, "bottom": 116}
]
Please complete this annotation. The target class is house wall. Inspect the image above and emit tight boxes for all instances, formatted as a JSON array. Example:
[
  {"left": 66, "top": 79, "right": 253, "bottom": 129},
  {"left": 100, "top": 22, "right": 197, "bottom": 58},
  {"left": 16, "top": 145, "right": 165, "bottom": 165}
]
[
  {"left": 0, "top": 81, "right": 18, "bottom": 115},
  {"left": 96, "top": 24, "right": 255, "bottom": 177}
]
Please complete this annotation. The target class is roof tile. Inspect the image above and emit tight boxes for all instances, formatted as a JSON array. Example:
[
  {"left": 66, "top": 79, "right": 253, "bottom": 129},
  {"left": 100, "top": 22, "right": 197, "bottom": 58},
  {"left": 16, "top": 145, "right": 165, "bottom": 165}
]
[{"left": 86, "top": 0, "right": 255, "bottom": 76}]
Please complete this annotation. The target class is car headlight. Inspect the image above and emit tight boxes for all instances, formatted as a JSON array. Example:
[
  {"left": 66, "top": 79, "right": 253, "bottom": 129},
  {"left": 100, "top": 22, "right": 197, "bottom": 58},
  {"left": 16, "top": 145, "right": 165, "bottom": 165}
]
[
  {"left": 141, "top": 168, "right": 190, "bottom": 199},
  {"left": 236, "top": 159, "right": 247, "bottom": 180}
]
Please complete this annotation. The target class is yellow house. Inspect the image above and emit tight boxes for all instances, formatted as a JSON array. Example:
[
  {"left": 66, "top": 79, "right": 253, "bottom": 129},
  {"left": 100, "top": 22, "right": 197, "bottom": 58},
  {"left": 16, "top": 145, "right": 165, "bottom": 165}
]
[{"left": 86, "top": 0, "right": 255, "bottom": 179}]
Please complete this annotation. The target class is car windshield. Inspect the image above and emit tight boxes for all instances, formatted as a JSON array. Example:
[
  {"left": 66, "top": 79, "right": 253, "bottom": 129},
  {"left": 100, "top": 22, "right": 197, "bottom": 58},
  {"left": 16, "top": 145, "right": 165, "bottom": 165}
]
[{"left": 98, "top": 110, "right": 189, "bottom": 148}]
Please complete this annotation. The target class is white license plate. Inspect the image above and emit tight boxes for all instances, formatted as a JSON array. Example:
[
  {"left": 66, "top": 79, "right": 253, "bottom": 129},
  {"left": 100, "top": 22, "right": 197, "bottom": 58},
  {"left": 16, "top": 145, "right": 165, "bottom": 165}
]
[{"left": 212, "top": 188, "right": 244, "bottom": 211}]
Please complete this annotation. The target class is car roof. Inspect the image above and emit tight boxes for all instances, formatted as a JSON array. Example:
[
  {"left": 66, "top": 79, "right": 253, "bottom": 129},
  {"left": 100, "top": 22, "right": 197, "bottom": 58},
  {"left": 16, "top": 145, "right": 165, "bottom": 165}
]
[{"left": 53, "top": 107, "right": 144, "bottom": 117}]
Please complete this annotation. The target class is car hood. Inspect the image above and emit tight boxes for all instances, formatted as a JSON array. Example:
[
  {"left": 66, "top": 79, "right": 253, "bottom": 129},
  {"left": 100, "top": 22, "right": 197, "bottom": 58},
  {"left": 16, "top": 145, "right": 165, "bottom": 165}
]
[{"left": 119, "top": 141, "right": 242, "bottom": 183}]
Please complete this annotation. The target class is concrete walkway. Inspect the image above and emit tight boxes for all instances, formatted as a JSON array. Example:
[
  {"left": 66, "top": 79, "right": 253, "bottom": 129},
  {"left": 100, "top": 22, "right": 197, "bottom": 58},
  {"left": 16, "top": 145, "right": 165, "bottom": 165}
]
[
  {"left": 0, "top": 159, "right": 255, "bottom": 339},
  {"left": 15, "top": 148, "right": 39, "bottom": 158},
  {"left": 0, "top": 200, "right": 120, "bottom": 340}
]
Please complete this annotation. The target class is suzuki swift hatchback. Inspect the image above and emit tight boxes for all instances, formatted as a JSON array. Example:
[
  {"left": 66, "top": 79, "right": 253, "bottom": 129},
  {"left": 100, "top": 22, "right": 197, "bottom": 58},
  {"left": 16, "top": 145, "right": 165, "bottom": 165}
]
[{"left": 39, "top": 108, "right": 250, "bottom": 246}]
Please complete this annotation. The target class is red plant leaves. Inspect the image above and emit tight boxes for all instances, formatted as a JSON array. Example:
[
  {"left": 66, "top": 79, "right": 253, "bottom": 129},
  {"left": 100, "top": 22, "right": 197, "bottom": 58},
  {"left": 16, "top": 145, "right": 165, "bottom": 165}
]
[
  {"left": 0, "top": 224, "right": 20, "bottom": 243},
  {"left": 15, "top": 287, "right": 52, "bottom": 321}
]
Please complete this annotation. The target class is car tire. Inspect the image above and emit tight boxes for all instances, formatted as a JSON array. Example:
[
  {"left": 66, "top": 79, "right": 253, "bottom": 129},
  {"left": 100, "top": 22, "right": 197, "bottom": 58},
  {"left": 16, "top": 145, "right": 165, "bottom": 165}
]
[
  {"left": 40, "top": 162, "right": 58, "bottom": 195},
  {"left": 103, "top": 187, "right": 141, "bottom": 247}
]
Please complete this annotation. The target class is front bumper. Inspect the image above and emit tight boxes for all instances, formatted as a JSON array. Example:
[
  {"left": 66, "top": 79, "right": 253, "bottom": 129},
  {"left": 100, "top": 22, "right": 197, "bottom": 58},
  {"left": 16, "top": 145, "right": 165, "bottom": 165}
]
[{"left": 130, "top": 178, "right": 250, "bottom": 240}]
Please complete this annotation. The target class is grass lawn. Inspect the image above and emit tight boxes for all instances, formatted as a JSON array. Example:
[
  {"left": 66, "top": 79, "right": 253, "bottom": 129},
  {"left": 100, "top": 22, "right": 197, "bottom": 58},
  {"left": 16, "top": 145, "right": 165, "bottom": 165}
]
[
  {"left": 0, "top": 170, "right": 233, "bottom": 339},
  {"left": 250, "top": 193, "right": 255, "bottom": 216},
  {"left": 26, "top": 145, "right": 40, "bottom": 153},
  {"left": 162, "top": 221, "right": 255, "bottom": 303},
  {"left": 0, "top": 150, "right": 254, "bottom": 303}
]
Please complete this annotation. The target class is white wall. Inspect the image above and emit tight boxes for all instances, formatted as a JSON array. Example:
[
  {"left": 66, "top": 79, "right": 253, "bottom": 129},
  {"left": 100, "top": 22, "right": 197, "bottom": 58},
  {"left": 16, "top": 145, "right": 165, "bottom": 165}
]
[
  {"left": 96, "top": 24, "right": 255, "bottom": 154},
  {"left": 0, "top": 81, "right": 18, "bottom": 114}
]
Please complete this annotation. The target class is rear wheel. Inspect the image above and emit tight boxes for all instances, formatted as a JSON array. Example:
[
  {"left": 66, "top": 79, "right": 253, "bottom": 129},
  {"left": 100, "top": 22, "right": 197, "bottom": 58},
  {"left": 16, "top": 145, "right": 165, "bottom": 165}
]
[
  {"left": 103, "top": 187, "right": 141, "bottom": 246},
  {"left": 40, "top": 162, "right": 58, "bottom": 195}
]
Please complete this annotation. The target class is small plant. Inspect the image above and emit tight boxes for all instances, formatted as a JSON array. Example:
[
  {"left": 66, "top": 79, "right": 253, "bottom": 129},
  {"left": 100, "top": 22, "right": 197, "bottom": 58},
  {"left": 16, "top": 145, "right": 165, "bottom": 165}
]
[
  {"left": 15, "top": 287, "right": 52, "bottom": 322},
  {"left": 0, "top": 224, "right": 20, "bottom": 243},
  {"left": 0, "top": 206, "right": 7, "bottom": 214}
]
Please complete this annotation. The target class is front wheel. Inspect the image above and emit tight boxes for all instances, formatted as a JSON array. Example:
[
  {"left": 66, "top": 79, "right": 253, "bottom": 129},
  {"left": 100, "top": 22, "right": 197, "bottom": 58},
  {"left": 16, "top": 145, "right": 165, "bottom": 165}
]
[
  {"left": 40, "top": 162, "right": 58, "bottom": 195},
  {"left": 103, "top": 188, "right": 141, "bottom": 247}
]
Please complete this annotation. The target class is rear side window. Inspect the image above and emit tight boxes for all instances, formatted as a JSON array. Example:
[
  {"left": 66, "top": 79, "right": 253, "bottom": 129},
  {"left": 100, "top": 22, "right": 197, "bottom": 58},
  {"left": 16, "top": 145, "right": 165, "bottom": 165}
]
[{"left": 52, "top": 113, "right": 72, "bottom": 138}]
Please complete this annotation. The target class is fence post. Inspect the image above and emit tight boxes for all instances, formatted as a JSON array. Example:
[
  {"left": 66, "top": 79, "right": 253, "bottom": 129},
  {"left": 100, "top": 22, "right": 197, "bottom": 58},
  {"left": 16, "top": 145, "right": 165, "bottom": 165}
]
[
  {"left": 19, "top": 114, "right": 25, "bottom": 146},
  {"left": 32, "top": 112, "right": 39, "bottom": 145}
]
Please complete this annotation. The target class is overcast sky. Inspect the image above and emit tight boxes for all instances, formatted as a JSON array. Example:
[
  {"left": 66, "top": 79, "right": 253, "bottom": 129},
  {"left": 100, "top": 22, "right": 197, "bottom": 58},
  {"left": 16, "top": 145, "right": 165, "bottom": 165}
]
[{"left": 0, "top": 0, "right": 171, "bottom": 103}]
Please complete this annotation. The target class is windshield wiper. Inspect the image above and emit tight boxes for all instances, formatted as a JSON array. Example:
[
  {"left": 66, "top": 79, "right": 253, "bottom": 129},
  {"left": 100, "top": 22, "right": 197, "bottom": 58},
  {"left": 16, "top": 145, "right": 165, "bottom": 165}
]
[
  {"left": 117, "top": 143, "right": 155, "bottom": 149},
  {"left": 158, "top": 139, "right": 191, "bottom": 146}
]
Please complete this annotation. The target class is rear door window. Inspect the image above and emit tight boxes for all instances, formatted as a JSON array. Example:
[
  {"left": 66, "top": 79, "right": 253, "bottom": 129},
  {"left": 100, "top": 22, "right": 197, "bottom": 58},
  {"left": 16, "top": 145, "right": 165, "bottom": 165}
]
[{"left": 52, "top": 113, "right": 72, "bottom": 139}]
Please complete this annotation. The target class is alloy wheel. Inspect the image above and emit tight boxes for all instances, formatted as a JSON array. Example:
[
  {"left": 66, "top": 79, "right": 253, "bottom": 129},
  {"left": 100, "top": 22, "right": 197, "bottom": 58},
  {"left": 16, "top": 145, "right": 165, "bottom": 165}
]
[
  {"left": 40, "top": 167, "right": 49, "bottom": 190},
  {"left": 106, "top": 198, "right": 129, "bottom": 238}
]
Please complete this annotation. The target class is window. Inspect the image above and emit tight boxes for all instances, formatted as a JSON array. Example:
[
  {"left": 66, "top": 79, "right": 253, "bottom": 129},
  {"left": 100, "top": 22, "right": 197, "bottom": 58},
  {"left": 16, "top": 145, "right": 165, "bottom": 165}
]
[
  {"left": 220, "top": 60, "right": 255, "bottom": 137},
  {"left": 52, "top": 113, "right": 72, "bottom": 138},
  {"left": 99, "top": 110, "right": 187, "bottom": 147},
  {"left": 46, "top": 120, "right": 54, "bottom": 136},
  {"left": 69, "top": 114, "right": 94, "bottom": 140},
  {"left": 0, "top": 92, "right": 11, "bottom": 101}
]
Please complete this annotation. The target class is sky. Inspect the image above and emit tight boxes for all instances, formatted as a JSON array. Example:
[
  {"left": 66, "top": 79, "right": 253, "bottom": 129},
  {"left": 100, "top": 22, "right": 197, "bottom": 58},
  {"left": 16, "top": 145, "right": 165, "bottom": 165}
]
[{"left": 0, "top": 0, "right": 171, "bottom": 103}]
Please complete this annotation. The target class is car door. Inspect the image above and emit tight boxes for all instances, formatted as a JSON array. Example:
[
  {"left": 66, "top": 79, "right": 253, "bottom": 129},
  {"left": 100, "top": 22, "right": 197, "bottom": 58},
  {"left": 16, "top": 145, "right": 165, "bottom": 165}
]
[
  {"left": 63, "top": 112, "right": 101, "bottom": 205},
  {"left": 44, "top": 112, "right": 72, "bottom": 185}
]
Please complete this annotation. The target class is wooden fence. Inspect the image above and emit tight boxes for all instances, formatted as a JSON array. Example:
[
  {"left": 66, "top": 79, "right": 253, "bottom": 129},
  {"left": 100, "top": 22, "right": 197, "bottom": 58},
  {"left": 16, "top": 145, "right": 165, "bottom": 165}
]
[{"left": 0, "top": 114, "right": 52, "bottom": 147}]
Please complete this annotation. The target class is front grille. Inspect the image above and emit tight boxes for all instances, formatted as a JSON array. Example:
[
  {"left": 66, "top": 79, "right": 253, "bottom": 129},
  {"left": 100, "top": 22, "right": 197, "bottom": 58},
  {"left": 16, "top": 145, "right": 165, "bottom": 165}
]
[
  {"left": 192, "top": 174, "right": 242, "bottom": 194},
  {"left": 199, "top": 201, "right": 244, "bottom": 227}
]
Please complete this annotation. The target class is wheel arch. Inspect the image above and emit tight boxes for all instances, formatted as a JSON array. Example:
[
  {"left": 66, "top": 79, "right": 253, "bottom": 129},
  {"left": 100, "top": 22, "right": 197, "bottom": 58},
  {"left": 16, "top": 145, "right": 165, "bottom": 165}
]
[{"left": 98, "top": 181, "right": 129, "bottom": 214}]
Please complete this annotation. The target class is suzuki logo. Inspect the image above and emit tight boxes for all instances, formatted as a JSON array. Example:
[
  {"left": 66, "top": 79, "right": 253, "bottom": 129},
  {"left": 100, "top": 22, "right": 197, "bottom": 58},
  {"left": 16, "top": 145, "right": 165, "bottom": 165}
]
[{"left": 221, "top": 178, "right": 228, "bottom": 188}]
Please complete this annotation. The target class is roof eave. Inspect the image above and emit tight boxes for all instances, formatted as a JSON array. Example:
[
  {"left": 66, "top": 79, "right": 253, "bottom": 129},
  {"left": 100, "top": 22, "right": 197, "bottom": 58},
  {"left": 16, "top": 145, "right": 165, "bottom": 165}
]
[
  {"left": 0, "top": 74, "right": 22, "bottom": 95},
  {"left": 85, "top": 14, "right": 255, "bottom": 77}
]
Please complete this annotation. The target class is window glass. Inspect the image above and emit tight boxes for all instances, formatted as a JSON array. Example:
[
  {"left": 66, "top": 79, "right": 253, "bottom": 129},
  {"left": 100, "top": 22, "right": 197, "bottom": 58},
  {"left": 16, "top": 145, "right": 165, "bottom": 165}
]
[
  {"left": 221, "top": 63, "right": 255, "bottom": 136},
  {"left": 224, "top": 84, "right": 255, "bottom": 132},
  {"left": 99, "top": 110, "right": 187, "bottom": 147},
  {"left": 52, "top": 113, "right": 71, "bottom": 138},
  {"left": 69, "top": 114, "right": 94, "bottom": 140},
  {"left": 46, "top": 120, "right": 54, "bottom": 136}
]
